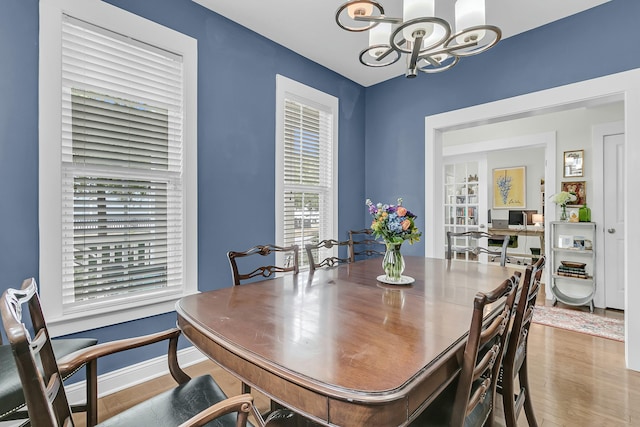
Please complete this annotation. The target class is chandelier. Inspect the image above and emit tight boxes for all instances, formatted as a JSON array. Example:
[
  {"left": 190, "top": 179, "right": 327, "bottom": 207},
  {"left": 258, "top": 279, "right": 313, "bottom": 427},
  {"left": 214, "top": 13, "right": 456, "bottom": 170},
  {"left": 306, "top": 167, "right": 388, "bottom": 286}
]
[{"left": 335, "top": 0, "right": 501, "bottom": 78}]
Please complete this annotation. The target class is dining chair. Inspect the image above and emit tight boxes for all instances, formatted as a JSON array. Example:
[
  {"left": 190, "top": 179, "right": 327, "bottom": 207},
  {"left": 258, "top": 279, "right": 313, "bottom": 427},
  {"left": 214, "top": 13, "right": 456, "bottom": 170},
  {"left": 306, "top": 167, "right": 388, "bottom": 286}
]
[
  {"left": 305, "top": 239, "right": 350, "bottom": 272},
  {"left": 410, "top": 273, "right": 519, "bottom": 427},
  {"left": 1, "top": 278, "right": 256, "bottom": 427},
  {"left": 226, "top": 243, "right": 299, "bottom": 408},
  {"left": 348, "top": 229, "right": 385, "bottom": 262},
  {"left": 498, "top": 255, "right": 546, "bottom": 427},
  {"left": 446, "top": 230, "right": 510, "bottom": 267},
  {"left": 227, "top": 244, "right": 299, "bottom": 286},
  {"left": 0, "top": 336, "right": 98, "bottom": 426}
]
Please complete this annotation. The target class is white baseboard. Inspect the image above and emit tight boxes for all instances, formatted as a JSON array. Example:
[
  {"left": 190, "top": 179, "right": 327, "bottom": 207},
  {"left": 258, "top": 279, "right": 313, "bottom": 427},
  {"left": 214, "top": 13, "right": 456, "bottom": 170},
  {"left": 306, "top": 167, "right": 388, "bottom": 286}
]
[
  {"left": 0, "top": 346, "right": 207, "bottom": 427},
  {"left": 66, "top": 345, "right": 208, "bottom": 402}
]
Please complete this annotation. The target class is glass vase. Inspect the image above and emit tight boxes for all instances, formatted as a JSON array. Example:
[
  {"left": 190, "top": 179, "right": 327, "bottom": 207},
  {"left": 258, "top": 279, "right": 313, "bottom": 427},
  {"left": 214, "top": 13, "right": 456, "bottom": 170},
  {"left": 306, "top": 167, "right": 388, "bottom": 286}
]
[
  {"left": 382, "top": 243, "right": 405, "bottom": 282},
  {"left": 560, "top": 204, "right": 568, "bottom": 221},
  {"left": 579, "top": 203, "right": 591, "bottom": 222}
]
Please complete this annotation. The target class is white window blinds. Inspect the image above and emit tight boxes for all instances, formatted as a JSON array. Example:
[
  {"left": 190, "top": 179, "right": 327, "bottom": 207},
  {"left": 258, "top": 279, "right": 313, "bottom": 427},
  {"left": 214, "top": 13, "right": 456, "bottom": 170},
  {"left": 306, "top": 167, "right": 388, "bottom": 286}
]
[
  {"left": 282, "top": 99, "right": 334, "bottom": 267},
  {"left": 60, "top": 16, "right": 184, "bottom": 309}
]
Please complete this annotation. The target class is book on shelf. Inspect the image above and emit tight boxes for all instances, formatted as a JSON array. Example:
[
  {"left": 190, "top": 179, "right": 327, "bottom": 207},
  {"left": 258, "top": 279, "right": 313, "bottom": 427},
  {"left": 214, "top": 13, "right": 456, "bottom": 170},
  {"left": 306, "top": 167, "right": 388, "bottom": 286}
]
[
  {"left": 556, "top": 271, "right": 589, "bottom": 279},
  {"left": 557, "top": 265, "right": 587, "bottom": 274},
  {"left": 557, "top": 265, "right": 587, "bottom": 277}
]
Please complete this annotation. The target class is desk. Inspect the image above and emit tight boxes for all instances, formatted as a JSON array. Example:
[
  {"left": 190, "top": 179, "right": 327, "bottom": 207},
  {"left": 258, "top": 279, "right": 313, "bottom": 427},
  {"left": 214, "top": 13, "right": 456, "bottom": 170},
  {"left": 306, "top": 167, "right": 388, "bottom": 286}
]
[
  {"left": 489, "top": 227, "right": 545, "bottom": 256},
  {"left": 176, "top": 257, "right": 516, "bottom": 427}
]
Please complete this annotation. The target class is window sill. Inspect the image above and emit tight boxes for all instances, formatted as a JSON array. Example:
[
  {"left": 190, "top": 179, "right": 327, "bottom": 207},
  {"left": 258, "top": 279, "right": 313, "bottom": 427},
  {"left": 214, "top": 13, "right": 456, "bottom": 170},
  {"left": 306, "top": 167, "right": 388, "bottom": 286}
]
[{"left": 46, "top": 293, "right": 198, "bottom": 337}]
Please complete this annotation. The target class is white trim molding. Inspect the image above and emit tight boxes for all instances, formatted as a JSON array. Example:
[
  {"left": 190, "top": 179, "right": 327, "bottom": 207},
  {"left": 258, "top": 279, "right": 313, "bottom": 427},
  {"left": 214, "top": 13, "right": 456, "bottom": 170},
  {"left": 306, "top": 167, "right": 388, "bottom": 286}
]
[{"left": 65, "top": 346, "right": 207, "bottom": 402}]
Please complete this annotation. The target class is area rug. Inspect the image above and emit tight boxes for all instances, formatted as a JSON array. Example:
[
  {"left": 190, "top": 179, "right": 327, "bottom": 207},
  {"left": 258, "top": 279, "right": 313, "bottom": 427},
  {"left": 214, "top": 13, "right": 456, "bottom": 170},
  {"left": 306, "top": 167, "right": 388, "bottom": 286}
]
[{"left": 532, "top": 305, "right": 624, "bottom": 342}]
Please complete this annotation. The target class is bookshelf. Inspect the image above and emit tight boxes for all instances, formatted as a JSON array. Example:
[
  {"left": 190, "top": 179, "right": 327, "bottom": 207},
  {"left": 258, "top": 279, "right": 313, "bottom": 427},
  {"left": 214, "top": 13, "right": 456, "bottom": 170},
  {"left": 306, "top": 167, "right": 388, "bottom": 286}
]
[
  {"left": 444, "top": 162, "right": 480, "bottom": 261},
  {"left": 549, "top": 221, "right": 596, "bottom": 312}
]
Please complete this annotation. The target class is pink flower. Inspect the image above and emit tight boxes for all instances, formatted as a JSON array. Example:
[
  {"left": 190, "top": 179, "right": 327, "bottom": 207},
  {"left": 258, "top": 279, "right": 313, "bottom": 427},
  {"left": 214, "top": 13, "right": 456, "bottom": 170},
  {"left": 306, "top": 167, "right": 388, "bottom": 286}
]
[
  {"left": 397, "top": 206, "right": 407, "bottom": 216},
  {"left": 401, "top": 219, "right": 411, "bottom": 230}
]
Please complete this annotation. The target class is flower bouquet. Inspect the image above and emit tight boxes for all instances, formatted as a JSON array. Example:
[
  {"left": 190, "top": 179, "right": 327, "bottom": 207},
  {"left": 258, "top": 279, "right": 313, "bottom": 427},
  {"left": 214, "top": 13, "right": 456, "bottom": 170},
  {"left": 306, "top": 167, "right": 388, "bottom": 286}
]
[
  {"left": 550, "top": 191, "right": 577, "bottom": 221},
  {"left": 366, "top": 198, "right": 421, "bottom": 282}
]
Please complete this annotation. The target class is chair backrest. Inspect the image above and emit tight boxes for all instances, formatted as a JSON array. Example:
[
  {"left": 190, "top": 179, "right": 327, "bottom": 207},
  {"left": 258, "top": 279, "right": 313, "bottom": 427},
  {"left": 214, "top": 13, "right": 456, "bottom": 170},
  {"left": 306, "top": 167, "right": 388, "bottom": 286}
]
[
  {"left": 305, "top": 239, "right": 350, "bottom": 272},
  {"left": 446, "top": 231, "right": 510, "bottom": 267},
  {"left": 451, "top": 272, "right": 519, "bottom": 427},
  {"left": 348, "top": 229, "right": 385, "bottom": 262},
  {"left": 1, "top": 278, "right": 73, "bottom": 427},
  {"left": 503, "top": 255, "right": 545, "bottom": 375},
  {"left": 227, "top": 244, "right": 299, "bottom": 286}
]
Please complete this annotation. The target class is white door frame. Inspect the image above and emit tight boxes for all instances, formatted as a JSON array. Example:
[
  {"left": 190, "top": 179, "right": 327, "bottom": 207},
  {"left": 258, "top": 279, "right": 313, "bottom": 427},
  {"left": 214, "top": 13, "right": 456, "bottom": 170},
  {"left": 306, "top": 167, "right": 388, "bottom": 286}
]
[{"left": 424, "top": 68, "right": 640, "bottom": 370}]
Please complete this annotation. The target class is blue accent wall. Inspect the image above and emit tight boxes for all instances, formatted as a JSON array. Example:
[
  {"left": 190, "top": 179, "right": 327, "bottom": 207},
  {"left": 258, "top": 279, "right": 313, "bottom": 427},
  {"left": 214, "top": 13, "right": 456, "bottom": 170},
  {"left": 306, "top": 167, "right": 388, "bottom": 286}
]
[
  {"left": 0, "top": 0, "right": 366, "bottom": 373},
  {"left": 1, "top": 0, "right": 638, "bottom": 377},
  {"left": 364, "top": 0, "right": 640, "bottom": 257}
]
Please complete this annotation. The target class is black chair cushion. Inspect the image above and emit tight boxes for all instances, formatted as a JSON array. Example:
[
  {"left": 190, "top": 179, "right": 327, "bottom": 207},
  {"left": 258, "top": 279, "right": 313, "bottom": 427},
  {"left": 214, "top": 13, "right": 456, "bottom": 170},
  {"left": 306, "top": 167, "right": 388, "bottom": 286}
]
[
  {"left": 98, "top": 374, "right": 254, "bottom": 427},
  {"left": 0, "top": 338, "right": 97, "bottom": 420}
]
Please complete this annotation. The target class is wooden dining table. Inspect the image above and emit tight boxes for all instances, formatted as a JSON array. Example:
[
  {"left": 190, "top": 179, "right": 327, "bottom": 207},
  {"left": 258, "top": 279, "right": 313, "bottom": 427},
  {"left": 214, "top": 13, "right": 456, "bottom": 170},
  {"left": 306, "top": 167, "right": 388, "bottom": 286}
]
[{"left": 175, "top": 256, "right": 517, "bottom": 427}]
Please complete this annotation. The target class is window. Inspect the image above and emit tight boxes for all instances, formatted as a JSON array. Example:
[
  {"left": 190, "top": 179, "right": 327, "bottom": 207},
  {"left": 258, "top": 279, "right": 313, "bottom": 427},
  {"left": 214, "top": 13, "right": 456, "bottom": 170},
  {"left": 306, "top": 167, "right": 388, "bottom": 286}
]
[
  {"left": 39, "top": 0, "right": 197, "bottom": 336},
  {"left": 276, "top": 75, "right": 338, "bottom": 268}
]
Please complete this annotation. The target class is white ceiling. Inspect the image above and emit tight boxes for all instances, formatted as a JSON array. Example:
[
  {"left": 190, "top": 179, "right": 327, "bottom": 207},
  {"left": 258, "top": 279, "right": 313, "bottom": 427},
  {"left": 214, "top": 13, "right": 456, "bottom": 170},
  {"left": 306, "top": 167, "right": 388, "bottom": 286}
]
[{"left": 193, "top": 0, "right": 610, "bottom": 87}]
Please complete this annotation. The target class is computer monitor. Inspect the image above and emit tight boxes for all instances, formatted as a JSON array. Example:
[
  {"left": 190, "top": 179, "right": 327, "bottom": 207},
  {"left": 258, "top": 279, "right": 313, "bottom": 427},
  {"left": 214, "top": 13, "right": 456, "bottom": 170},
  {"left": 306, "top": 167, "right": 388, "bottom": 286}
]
[{"left": 508, "top": 210, "right": 537, "bottom": 226}]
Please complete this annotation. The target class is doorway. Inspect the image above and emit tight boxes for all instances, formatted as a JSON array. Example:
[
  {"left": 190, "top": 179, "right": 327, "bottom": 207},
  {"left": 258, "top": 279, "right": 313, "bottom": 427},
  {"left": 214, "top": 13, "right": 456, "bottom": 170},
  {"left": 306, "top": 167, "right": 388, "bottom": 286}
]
[
  {"left": 443, "top": 136, "right": 550, "bottom": 265},
  {"left": 424, "top": 69, "right": 640, "bottom": 370}
]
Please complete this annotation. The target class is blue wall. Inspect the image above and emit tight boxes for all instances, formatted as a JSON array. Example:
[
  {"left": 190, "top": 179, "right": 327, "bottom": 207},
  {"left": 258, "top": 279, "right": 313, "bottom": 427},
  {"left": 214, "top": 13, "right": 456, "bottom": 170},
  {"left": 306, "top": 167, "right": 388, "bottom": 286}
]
[
  {"left": 0, "top": 0, "right": 366, "bottom": 373},
  {"left": 1, "top": 0, "right": 638, "bottom": 377},
  {"left": 364, "top": 0, "right": 640, "bottom": 257}
]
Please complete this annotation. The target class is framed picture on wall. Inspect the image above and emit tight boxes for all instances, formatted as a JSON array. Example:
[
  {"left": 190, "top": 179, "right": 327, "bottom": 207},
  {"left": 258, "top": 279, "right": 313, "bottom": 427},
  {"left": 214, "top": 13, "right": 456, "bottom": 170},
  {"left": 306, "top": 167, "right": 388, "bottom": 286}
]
[
  {"left": 492, "top": 166, "right": 526, "bottom": 209},
  {"left": 563, "top": 150, "right": 584, "bottom": 177},
  {"left": 561, "top": 181, "right": 586, "bottom": 206}
]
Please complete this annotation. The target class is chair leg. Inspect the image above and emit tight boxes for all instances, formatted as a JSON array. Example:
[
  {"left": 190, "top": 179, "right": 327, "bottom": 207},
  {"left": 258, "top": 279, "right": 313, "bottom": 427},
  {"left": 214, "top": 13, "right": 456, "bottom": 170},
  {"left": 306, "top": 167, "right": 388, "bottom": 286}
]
[
  {"left": 86, "top": 359, "right": 98, "bottom": 427},
  {"left": 519, "top": 359, "right": 538, "bottom": 427},
  {"left": 486, "top": 410, "right": 495, "bottom": 427},
  {"left": 501, "top": 365, "right": 518, "bottom": 427}
]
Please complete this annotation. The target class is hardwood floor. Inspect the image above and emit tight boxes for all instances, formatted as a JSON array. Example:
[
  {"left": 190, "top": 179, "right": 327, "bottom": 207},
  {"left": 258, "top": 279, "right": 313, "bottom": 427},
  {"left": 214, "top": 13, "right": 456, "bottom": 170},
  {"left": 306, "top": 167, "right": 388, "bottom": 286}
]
[{"left": 73, "top": 290, "right": 639, "bottom": 427}]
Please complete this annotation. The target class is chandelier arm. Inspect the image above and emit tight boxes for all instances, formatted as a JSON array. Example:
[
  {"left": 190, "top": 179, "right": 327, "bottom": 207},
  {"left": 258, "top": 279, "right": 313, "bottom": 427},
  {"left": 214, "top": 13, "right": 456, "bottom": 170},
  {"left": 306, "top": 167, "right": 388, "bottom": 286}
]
[
  {"left": 449, "top": 40, "right": 479, "bottom": 52},
  {"left": 375, "top": 46, "right": 396, "bottom": 62},
  {"left": 359, "top": 46, "right": 401, "bottom": 67},
  {"left": 417, "top": 56, "right": 459, "bottom": 74},
  {"left": 417, "top": 44, "right": 471, "bottom": 61},
  {"left": 354, "top": 15, "right": 402, "bottom": 24},
  {"left": 422, "top": 56, "right": 441, "bottom": 67}
]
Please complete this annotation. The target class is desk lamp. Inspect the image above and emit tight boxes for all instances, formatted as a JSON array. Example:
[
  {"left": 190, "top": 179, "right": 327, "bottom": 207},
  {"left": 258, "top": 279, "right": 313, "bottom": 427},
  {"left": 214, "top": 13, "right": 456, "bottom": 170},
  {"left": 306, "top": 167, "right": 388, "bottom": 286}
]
[{"left": 532, "top": 214, "right": 544, "bottom": 227}]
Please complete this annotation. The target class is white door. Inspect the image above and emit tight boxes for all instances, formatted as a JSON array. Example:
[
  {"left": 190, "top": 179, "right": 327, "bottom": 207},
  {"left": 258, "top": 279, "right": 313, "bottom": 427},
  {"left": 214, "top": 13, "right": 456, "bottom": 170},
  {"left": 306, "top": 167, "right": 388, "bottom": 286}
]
[{"left": 604, "top": 132, "right": 625, "bottom": 310}]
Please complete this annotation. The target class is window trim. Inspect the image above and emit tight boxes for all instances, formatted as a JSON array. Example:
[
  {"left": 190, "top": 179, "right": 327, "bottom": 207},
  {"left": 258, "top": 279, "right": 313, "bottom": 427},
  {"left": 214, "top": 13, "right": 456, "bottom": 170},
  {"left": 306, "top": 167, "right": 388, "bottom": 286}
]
[
  {"left": 275, "top": 75, "right": 339, "bottom": 268},
  {"left": 39, "top": 0, "right": 198, "bottom": 337}
]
